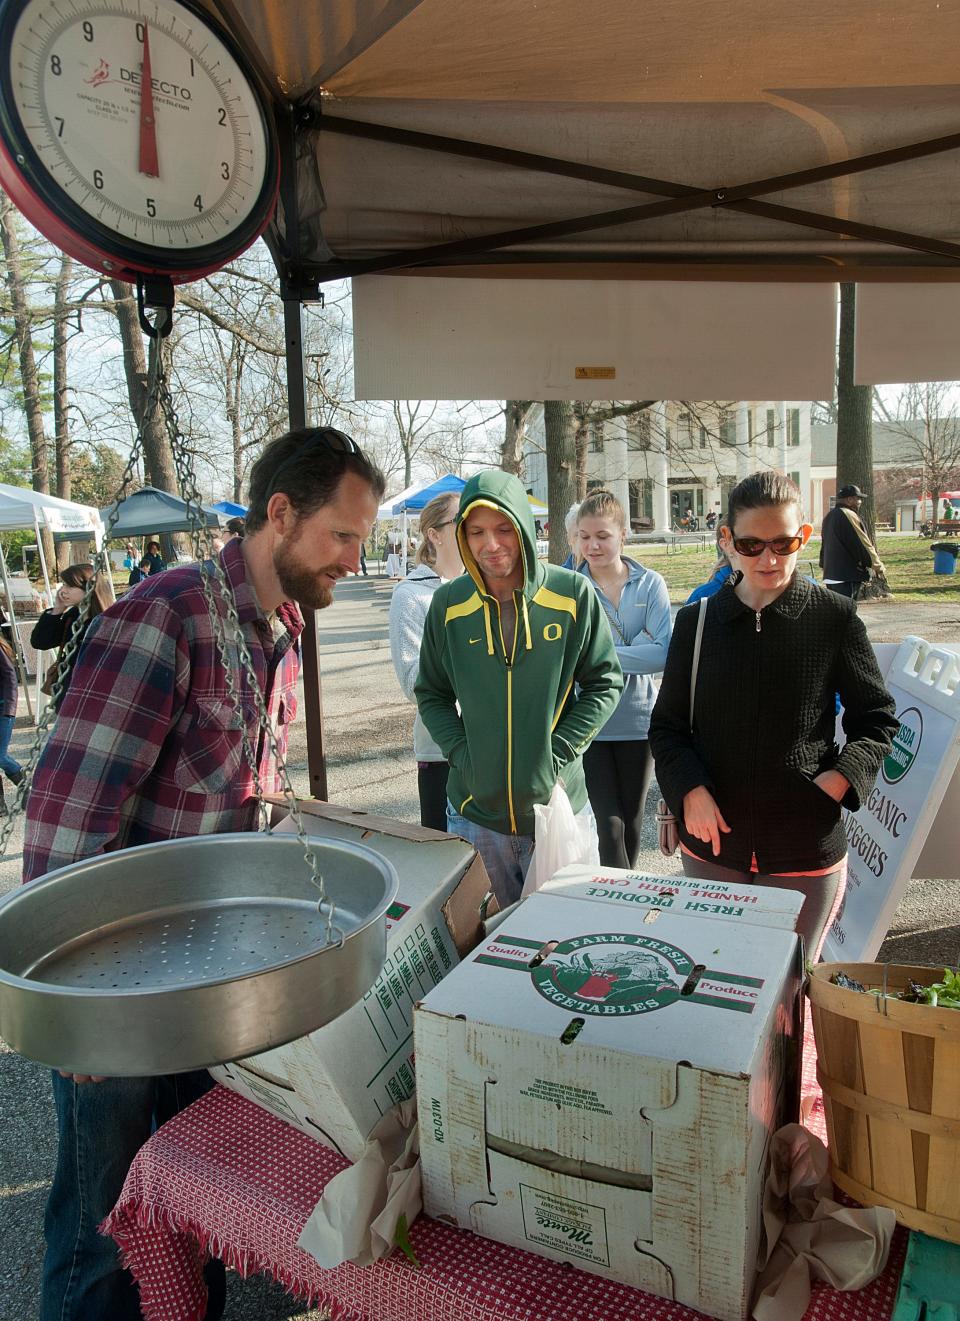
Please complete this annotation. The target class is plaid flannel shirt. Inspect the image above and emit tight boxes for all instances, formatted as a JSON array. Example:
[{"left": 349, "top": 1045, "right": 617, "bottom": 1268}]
[{"left": 23, "top": 537, "right": 303, "bottom": 883}]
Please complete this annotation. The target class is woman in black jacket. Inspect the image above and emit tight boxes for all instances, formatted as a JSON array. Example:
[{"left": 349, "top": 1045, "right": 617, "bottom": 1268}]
[
  {"left": 31, "top": 563, "right": 111, "bottom": 709},
  {"left": 649, "top": 471, "right": 898, "bottom": 959}
]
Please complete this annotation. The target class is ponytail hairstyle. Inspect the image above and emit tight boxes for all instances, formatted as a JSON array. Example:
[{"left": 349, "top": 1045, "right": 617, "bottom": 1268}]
[
  {"left": 415, "top": 492, "right": 459, "bottom": 567},
  {"left": 577, "top": 488, "right": 628, "bottom": 534},
  {"left": 726, "top": 470, "right": 804, "bottom": 530}
]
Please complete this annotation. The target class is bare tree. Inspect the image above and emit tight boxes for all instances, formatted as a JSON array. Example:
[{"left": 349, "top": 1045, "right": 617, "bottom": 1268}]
[
  {"left": 502, "top": 401, "right": 534, "bottom": 476},
  {"left": 544, "top": 401, "right": 576, "bottom": 562},
  {"left": 887, "top": 382, "right": 960, "bottom": 528},
  {"left": 0, "top": 192, "right": 55, "bottom": 568},
  {"left": 392, "top": 401, "right": 440, "bottom": 486}
]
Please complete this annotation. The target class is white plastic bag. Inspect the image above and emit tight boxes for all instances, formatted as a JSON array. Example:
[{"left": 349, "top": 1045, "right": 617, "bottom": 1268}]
[{"left": 521, "top": 782, "right": 599, "bottom": 899}]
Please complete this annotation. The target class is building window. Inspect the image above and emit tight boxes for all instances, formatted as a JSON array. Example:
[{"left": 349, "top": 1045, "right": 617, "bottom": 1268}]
[
  {"left": 590, "top": 424, "right": 604, "bottom": 454},
  {"left": 629, "top": 413, "right": 652, "bottom": 451},
  {"left": 586, "top": 478, "right": 605, "bottom": 492},
  {"left": 629, "top": 478, "right": 653, "bottom": 525},
  {"left": 719, "top": 408, "right": 736, "bottom": 446},
  {"left": 699, "top": 424, "right": 708, "bottom": 449},
  {"left": 676, "top": 411, "right": 694, "bottom": 449},
  {"left": 766, "top": 408, "right": 776, "bottom": 447},
  {"left": 788, "top": 408, "right": 800, "bottom": 446},
  {"left": 789, "top": 471, "right": 800, "bottom": 487}
]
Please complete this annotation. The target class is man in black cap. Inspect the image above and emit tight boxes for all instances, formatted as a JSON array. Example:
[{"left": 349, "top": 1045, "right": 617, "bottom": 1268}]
[{"left": 820, "top": 484, "right": 886, "bottom": 599}]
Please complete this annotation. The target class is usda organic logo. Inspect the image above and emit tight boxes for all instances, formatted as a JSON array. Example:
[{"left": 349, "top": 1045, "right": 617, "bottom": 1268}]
[
  {"left": 882, "top": 706, "right": 923, "bottom": 785},
  {"left": 530, "top": 932, "right": 692, "bottom": 1016}
]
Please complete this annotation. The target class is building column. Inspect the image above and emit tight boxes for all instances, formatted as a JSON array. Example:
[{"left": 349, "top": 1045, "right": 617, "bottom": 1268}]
[
  {"left": 604, "top": 426, "right": 630, "bottom": 518},
  {"left": 777, "top": 400, "right": 789, "bottom": 475},
  {"left": 650, "top": 402, "right": 671, "bottom": 531},
  {"left": 735, "top": 403, "right": 750, "bottom": 481}
]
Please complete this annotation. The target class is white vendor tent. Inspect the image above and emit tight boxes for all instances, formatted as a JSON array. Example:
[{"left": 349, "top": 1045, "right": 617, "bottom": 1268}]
[{"left": 0, "top": 484, "right": 105, "bottom": 721}]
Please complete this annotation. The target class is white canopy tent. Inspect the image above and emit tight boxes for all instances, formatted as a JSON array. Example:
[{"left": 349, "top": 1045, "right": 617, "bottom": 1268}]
[{"left": 0, "top": 484, "right": 106, "bottom": 722}]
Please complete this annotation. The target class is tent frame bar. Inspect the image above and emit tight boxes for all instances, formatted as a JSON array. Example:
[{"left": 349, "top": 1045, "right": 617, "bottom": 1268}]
[{"left": 307, "top": 112, "right": 960, "bottom": 276}]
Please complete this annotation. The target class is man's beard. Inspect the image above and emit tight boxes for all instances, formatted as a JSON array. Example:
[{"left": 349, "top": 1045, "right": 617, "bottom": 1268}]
[{"left": 273, "top": 541, "right": 340, "bottom": 611}]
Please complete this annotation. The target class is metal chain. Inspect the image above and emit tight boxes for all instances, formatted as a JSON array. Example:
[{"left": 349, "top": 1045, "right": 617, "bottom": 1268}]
[
  {"left": 153, "top": 347, "right": 338, "bottom": 944},
  {"left": 1, "top": 328, "right": 338, "bottom": 945}
]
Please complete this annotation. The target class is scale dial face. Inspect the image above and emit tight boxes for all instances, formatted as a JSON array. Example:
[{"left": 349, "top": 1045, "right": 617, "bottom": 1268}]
[{"left": 0, "top": 0, "right": 279, "bottom": 280}]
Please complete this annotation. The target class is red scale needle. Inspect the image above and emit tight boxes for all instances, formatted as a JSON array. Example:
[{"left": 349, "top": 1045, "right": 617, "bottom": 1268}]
[{"left": 138, "top": 24, "right": 159, "bottom": 178}]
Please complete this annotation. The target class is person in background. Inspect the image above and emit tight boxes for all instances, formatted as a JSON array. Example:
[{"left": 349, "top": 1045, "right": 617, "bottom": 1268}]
[
  {"left": 142, "top": 540, "right": 165, "bottom": 575},
  {"left": 224, "top": 516, "right": 245, "bottom": 542},
  {"left": 0, "top": 633, "right": 23, "bottom": 793},
  {"left": 649, "top": 471, "right": 897, "bottom": 960},
  {"left": 561, "top": 501, "right": 581, "bottom": 569},
  {"left": 389, "top": 492, "right": 463, "bottom": 829},
  {"left": 31, "top": 564, "right": 112, "bottom": 710},
  {"left": 415, "top": 470, "right": 622, "bottom": 906},
  {"left": 358, "top": 541, "right": 368, "bottom": 575},
  {"left": 122, "top": 541, "right": 137, "bottom": 571},
  {"left": 127, "top": 556, "right": 150, "bottom": 588},
  {"left": 819, "top": 484, "right": 885, "bottom": 599},
  {"left": 576, "top": 489, "right": 672, "bottom": 869},
  {"left": 686, "top": 536, "right": 733, "bottom": 604}
]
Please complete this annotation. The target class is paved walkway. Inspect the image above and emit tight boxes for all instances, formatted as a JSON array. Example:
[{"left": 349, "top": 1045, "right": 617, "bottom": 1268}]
[{"left": 0, "top": 580, "right": 957, "bottom": 1320}]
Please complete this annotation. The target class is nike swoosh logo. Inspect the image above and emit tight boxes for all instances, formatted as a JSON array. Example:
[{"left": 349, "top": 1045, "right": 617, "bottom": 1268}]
[{"left": 468, "top": 637, "right": 482, "bottom": 645}]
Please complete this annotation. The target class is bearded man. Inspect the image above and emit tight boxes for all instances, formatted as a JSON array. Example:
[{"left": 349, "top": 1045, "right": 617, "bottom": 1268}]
[{"left": 24, "top": 426, "right": 384, "bottom": 1321}]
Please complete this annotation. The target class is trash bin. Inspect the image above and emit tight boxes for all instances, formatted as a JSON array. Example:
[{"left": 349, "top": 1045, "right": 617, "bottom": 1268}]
[{"left": 932, "top": 543, "right": 958, "bottom": 574}]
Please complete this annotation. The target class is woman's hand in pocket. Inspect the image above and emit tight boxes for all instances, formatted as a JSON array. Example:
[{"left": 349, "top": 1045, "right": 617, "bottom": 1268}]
[
  {"left": 682, "top": 786, "right": 731, "bottom": 857},
  {"left": 813, "top": 769, "right": 850, "bottom": 803}
]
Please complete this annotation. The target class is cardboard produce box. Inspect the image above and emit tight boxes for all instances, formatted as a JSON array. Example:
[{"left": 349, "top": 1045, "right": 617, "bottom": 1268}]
[
  {"left": 211, "top": 801, "right": 490, "bottom": 1161},
  {"left": 415, "top": 889, "right": 803, "bottom": 1321}
]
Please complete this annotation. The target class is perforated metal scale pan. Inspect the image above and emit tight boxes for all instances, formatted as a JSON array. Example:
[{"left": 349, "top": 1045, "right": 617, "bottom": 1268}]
[{"left": 0, "top": 833, "right": 398, "bottom": 1076}]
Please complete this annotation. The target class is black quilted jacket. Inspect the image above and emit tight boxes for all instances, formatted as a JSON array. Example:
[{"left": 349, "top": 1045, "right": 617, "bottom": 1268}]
[{"left": 649, "top": 575, "right": 898, "bottom": 872}]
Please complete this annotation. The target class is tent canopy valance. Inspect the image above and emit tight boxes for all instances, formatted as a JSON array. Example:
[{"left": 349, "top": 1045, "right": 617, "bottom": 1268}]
[
  {"left": 100, "top": 488, "right": 227, "bottom": 539},
  {"left": 0, "top": 483, "right": 103, "bottom": 540}
]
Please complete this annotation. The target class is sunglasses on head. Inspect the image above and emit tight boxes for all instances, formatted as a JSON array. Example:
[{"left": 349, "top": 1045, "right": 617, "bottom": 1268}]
[
  {"left": 731, "top": 531, "right": 804, "bottom": 557},
  {"left": 267, "top": 429, "right": 360, "bottom": 497}
]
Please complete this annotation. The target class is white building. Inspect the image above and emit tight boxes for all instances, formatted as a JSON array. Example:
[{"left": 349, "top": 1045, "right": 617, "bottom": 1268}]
[{"left": 523, "top": 402, "right": 812, "bottom": 531}]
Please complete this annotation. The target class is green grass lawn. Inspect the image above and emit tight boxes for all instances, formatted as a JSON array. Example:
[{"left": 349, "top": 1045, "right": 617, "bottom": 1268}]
[{"left": 623, "top": 533, "right": 960, "bottom": 603}]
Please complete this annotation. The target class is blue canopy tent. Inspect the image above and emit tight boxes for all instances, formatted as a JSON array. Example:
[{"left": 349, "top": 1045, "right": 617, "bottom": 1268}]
[
  {"left": 377, "top": 474, "right": 466, "bottom": 574},
  {"left": 210, "top": 500, "right": 248, "bottom": 518}
]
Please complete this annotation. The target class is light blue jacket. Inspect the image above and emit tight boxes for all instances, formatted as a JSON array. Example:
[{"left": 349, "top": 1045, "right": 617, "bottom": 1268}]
[{"left": 577, "top": 558, "right": 672, "bottom": 740}]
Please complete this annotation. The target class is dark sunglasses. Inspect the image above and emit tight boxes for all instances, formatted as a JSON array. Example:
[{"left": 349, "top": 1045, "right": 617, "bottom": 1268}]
[
  {"left": 732, "top": 531, "right": 804, "bottom": 557},
  {"left": 267, "top": 429, "right": 360, "bottom": 497}
]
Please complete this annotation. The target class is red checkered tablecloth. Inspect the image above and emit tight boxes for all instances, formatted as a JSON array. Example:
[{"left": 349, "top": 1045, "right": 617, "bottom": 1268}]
[{"left": 102, "top": 1027, "right": 906, "bottom": 1321}]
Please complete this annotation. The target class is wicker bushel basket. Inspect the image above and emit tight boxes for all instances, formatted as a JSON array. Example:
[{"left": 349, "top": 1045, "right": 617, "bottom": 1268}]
[{"left": 808, "top": 962, "right": 960, "bottom": 1244}]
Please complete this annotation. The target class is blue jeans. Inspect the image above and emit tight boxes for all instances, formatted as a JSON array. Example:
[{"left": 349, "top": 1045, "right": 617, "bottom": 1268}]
[
  {"left": 43, "top": 1069, "right": 225, "bottom": 1321},
  {"left": 446, "top": 800, "right": 535, "bottom": 908},
  {"left": 0, "top": 714, "right": 21, "bottom": 779}
]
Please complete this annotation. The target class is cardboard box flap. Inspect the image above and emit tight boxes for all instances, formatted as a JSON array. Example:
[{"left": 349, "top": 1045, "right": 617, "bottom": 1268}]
[
  {"left": 542, "top": 866, "right": 804, "bottom": 926},
  {"left": 420, "top": 892, "right": 799, "bottom": 1077},
  {"left": 268, "top": 795, "right": 455, "bottom": 843}
]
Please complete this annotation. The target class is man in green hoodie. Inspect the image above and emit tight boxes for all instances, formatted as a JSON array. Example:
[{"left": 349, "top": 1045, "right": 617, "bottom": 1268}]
[{"left": 415, "top": 471, "right": 623, "bottom": 904}]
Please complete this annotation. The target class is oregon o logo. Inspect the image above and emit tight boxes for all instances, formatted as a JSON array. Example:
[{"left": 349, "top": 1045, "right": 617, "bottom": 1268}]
[
  {"left": 882, "top": 706, "right": 922, "bottom": 784},
  {"left": 530, "top": 932, "right": 692, "bottom": 1016},
  {"left": 543, "top": 622, "right": 562, "bottom": 642}
]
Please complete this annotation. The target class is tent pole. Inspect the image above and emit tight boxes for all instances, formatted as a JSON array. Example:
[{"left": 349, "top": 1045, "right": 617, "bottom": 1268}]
[
  {"left": 277, "top": 103, "right": 328, "bottom": 801},
  {"left": 401, "top": 509, "right": 408, "bottom": 577},
  {"left": 0, "top": 540, "right": 34, "bottom": 722}
]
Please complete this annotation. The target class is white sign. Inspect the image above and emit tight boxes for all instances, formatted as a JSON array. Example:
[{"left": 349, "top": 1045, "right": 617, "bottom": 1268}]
[{"left": 822, "top": 637, "right": 960, "bottom": 963}]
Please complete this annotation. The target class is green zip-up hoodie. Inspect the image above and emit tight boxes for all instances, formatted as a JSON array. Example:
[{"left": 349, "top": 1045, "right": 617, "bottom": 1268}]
[{"left": 414, "top": 471, "right": 623, "bottom": 836}]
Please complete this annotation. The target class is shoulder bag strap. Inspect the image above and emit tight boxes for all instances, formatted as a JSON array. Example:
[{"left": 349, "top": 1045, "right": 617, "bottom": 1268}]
[{"left": 688, "top": 596, "right": 708, "bottom": 731}]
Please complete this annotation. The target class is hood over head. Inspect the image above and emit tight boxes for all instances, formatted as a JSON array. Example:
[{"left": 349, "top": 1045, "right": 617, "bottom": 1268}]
[{"left": 456, "top": 470, "right": 544, "bottom": 599}]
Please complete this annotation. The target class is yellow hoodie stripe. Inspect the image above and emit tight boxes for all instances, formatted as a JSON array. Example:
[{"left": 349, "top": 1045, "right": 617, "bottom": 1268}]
[
  {"left": 532, "top": 585, "right": 577, "bottom": 619},
  {"left": 445, "top": 593, "right": 483, "bottom": 625}
]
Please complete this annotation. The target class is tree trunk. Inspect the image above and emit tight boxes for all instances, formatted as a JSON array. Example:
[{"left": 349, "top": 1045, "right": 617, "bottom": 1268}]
[
  {"left": 544, "top": 401, "right": 576, "bottom": 563},
  {"left": 0, "top": 193, "right": 56, "bottom": 571},
  {"left": 836, "top": 283, "right": 875, "bottom": 540},
  {"left": 501, "top": 401, "right": 531, "bottom": 476},
  {"left": 573, "top": 403, "right": 591, "bottom": 500},
  {"left": 53, "top": 254, "right": 73, "bottom": 569}
]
